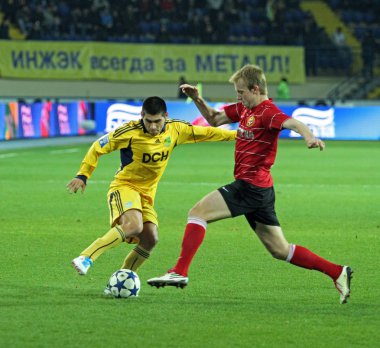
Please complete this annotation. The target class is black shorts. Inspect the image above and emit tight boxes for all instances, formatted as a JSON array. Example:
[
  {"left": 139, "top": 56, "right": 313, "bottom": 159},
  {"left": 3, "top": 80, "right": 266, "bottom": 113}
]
[{"left": 218, "top": 179, "right": 280, "bottom": 230}]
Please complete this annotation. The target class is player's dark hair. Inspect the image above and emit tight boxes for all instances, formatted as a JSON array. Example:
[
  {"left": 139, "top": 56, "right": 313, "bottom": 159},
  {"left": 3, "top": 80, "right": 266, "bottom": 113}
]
[{"left": 142, "top": 96, "right": 167, "bottom": 115}]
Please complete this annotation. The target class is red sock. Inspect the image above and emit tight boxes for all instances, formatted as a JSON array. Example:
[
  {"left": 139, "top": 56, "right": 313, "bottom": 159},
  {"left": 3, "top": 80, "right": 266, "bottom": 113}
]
[
  {"left": 289, "top": 245, "right": 342, "bottom": 280},
  {"left": 169, "top": 222, "right": 206, "bottom": 276}
]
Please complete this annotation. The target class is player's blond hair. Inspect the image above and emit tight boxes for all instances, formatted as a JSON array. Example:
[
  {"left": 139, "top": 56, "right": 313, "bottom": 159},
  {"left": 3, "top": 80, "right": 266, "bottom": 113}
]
[{"left": 229, "top": 64, "right": 267, "bottom": 95}]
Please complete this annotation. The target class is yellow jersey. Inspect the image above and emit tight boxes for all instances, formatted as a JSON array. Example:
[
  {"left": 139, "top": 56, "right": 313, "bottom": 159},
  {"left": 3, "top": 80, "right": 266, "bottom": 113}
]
[{"left": 77, "top": 119, "right": 236, "bottom": 203}]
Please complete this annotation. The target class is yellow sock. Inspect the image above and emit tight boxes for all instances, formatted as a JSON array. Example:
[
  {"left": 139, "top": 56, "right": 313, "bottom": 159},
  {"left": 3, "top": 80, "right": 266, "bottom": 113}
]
[
  {"left": 81, "top": 225, "right": 126, "bottom": 261},
  {"left": 121, "top": 245, "right": 150, "bottom": 271}
]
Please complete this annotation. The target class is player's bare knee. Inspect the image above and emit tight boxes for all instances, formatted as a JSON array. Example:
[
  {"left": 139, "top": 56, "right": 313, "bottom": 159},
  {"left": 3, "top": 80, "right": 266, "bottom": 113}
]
[
  {"left": 120, "top": 220, "right": 143, "bottom": 236},
  {"left": 142, "top": 237, "right": 158, "bottom": 250},
  {"left": 188, "top": 202, "right": 207, "bottom": 220},
  {"left": 140, "top": 233, "right": 158, "bottom": 250},
  {"left": 188, "top": 204, "right": 198, "bottom": 217},
  {"left": 139, "top": 224, "right": 159, "bottom": 250},
  {"left": 269, "top": 247, "right": 288, "bottom": 260},
  {"left": 150, "top": 234, "right": 159, "bottom": 248}
]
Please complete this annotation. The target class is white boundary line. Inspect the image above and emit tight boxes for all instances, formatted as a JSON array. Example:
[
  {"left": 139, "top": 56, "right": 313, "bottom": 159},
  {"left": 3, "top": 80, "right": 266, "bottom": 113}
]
[{"left": 56, "top": 180, "right": 380, "bottom": 189}]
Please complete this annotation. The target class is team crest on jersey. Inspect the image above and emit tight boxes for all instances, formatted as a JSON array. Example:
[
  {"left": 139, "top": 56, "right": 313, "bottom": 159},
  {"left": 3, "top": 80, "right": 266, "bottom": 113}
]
[
  {"left": 164, "top": 136, "right": 171, "bottom": 147},
  {"left": 247, "top": 116, "right": 255, "bottom": 127}
]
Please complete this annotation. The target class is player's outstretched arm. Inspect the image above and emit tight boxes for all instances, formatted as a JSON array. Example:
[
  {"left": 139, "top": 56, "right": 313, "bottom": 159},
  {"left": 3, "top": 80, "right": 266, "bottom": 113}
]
[
  {"left": 179, "top": 84, "right": 231, "bottom": 127},
  {"left": 67, "top": 177, "right": 86, "bottom": 194},
  {"left": 67, "top": 134, "right": 115, "bottom": 195},
  {"left": 282, "top": 118, "right": 325, "bottom": 151}
]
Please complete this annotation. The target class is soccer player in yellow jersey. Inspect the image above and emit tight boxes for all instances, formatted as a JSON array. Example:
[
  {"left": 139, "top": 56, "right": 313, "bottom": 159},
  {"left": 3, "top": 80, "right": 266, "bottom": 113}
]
[{"left": 67, "top": 96, "right": 236, "bottom": 287}]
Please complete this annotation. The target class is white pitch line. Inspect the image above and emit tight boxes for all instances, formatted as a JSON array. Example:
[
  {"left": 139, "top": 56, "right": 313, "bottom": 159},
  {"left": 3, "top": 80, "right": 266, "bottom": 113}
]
[
  {"left": 50, "top": 148, "right": 79, "bottom": 154},
  {"left": 0, "top": 153, "right": 17, "bottom": 159},
  {"left": 87, "top": 181, "right": 380, "bottom": 189},
  {"left": 42, "top": 179, "right": 380, "bottom": 189}
]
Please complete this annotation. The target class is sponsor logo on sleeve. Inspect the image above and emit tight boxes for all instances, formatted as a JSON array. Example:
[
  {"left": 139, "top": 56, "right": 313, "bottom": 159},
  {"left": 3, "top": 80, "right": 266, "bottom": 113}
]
[{"left": 99, "top": 134, "right": 109, "bottom": 147}]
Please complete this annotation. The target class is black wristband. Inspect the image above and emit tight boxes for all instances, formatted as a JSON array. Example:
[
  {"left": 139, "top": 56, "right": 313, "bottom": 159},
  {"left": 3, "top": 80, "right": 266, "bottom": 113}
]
[{"left": 75, "top": 175, "right": 87, "bottom": 185}]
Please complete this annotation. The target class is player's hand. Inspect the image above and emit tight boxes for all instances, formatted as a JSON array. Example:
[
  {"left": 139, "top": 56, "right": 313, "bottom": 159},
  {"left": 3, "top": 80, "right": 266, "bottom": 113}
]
[
  {"left": 307, "top": 137, "right": 325, "bottom": 151},
  {"left": 179, "top": 84, "right": 199, "bottom": 100},
  {"left": 67, "top": 178, "right": 86, "bottom": 194}
]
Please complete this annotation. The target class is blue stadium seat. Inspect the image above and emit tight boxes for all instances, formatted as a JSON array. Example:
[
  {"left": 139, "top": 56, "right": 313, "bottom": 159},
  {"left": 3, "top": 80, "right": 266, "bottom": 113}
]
[
  {"left": 250, "top": 9, "right": 266, "bottom": 21},
  {"left": 229, "top": 25, "right": 245, "bottom": 36},
  {"left": 138, "top": 22, "right": 151, "bottom": 34},
  {"left": 328, "top": 0, "right": 342, "bottom": 10},
  {"left": 373, "top": 27, "right": 380, "bottom": 38},
  {"left": 365, "top": 11, "right": 375, "bottom": 23},
  {"left": 150, "top": 22, "right": 161, "bottom": 35},
  {"left": 354, "top": 26, "right": 367, "bottom": 39},
  {"left": 352, "top": 11, "right": 364, "bottom": 23},
  {"left": 341, "top": 10, "right": 354, "bottom": 23}
]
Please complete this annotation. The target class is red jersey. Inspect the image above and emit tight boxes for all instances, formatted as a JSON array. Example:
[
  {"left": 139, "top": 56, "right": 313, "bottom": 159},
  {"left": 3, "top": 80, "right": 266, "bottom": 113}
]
[{"left": 224, "top": 99, "right": 290, "bottom": 187}]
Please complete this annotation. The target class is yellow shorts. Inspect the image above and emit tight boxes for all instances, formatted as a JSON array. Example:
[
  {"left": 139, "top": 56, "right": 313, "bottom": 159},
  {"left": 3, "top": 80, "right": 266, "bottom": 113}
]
[{"left": 107, "top": 186, "right": 158, "bottom": 243}]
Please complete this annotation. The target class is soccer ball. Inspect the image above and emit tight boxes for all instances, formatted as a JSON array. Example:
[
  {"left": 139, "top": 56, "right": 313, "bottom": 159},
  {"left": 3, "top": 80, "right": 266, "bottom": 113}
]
[{"left": 108, "top": 269, "right": 141, "bottom": 298}]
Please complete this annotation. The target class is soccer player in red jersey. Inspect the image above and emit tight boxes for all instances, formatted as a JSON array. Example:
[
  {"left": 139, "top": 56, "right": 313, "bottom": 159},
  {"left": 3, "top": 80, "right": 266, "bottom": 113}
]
[{"left": 148, "top": 65, "right": 353, "bottom": 304}]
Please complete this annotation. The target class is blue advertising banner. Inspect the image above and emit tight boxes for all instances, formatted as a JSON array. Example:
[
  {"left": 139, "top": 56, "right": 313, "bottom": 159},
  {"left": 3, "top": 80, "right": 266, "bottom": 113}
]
[
  {"left": 1, "top": 100, "right": 379, "bottom": 141},
  {"left": 279, "top": 106, "right": 380, "bottom": 141},
  {"left": 0, "top": 101, "right": 93, "bottom": 140},
  {"left": 94, "top": 101, "right": 380, "bottom": 141},
  {"left": 95, "top": 100, "right": 209, "bottom": 134}
]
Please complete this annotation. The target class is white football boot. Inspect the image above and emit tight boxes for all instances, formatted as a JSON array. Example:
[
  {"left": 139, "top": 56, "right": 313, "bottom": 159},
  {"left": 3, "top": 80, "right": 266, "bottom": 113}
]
[
  {"left": 147, "top": 272, "right": 189, "bottom": 288},
  {"left": 71, "top": 256, "right": 93, "bottom": 275},
  {"left": 334, "top": 266, "right": 353, "bottom": 304}
]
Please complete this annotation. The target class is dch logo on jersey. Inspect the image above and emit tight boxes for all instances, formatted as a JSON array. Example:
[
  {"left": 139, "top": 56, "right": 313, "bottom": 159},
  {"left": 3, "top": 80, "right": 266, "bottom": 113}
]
[
  {"left": 142, "top": 151, "right": 169, "bottom": 163},
  {"left": 290, "top": 107, "right": 335, "bottom": 138}
]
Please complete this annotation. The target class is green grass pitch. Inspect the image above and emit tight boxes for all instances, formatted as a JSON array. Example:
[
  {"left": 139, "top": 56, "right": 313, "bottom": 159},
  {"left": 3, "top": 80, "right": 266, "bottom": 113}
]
[{"left": 0, "top": 139, "right": 379, "bottom": 347}]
